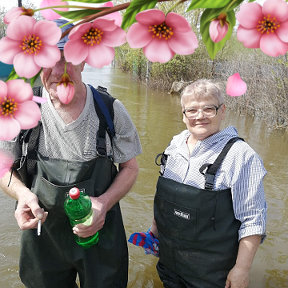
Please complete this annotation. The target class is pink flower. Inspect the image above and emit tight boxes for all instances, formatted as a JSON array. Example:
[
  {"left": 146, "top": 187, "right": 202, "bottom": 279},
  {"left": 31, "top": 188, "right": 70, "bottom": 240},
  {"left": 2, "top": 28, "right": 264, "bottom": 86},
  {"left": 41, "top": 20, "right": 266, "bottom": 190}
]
[
  {"left": 4, "top": 7, "right": 34, "bottom": 24},
  {"left": 100, "top": 2, "right": 122, "bottom": 27},
  {"left": 0, "top": 150, "right": 14, "bottom": 178},
  {"left": 236, "top": 0, "right": 288, "bottom": 57},
  {"left": 209, "top": 14, "right": 229, "bottom": 43},
  {"left": 64, "top": 19, "right": 126, "bottom": 68},
  {"left": 126, "top": 9, "right": 198, "bottom": 63},
  {"left": 0, "top": 79, "right": 41, "bottom": 141},
  {"left": 56, "top": 73, "right": 75, "bottom": 104},
  {"left": 226, "top": 73, "right": 247, "bottom": 97},
  {"left": 0, "top": 15, "right": 61, "bottom": 79},
  {"left": 40, "top": 0, "right": 68, "bottom": 20}
]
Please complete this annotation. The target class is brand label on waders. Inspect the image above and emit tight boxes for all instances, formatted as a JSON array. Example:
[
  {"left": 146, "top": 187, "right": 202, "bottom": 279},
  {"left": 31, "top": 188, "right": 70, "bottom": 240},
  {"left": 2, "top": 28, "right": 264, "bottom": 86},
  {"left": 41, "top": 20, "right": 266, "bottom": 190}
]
[{"left": 174, "top": 209, "right": 190, "bottom": 220}]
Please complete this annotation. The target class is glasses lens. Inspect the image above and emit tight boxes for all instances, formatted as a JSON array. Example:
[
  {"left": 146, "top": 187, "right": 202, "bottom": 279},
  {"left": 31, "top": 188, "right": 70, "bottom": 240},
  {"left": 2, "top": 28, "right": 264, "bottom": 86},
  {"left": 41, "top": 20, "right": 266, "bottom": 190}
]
[{"left": 184, "top": 106, "right": 217, "bottom": 119}]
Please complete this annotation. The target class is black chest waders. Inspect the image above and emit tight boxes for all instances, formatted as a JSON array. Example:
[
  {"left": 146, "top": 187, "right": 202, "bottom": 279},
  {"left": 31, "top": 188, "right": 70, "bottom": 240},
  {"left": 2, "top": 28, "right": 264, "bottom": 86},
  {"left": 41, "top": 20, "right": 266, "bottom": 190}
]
[
  {"left": 15, "top": 86, "right": 128, "bottom": 288},
  {"left": 154, "top": 138, "right": 243, "bottom": 288}
]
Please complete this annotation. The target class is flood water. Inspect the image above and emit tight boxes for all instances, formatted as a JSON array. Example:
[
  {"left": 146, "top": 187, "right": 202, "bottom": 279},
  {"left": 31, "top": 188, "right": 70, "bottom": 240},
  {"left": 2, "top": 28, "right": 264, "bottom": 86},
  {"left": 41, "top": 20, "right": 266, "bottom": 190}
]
[{"left": 0, "top": 66, "right": 287, "bottom": 288}]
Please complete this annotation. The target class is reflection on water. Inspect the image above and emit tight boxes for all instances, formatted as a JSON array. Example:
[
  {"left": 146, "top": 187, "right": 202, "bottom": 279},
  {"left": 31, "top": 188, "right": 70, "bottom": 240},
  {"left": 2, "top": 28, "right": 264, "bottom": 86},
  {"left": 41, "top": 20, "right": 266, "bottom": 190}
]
[{"left": 0, "top": 66, "right": 287, "bottom": 287}]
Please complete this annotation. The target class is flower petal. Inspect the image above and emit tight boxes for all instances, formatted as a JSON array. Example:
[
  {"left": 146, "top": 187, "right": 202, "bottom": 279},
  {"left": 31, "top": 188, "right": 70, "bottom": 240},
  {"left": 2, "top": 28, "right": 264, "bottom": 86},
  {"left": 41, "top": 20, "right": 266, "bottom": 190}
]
[
  {"left": 236, "top": 3, "right": 263, "bottom": 29},
  {"left": 277, "top": 21, "right": 288, "bottom": 43},
  {"left": 34, "top": 20, "right": 62, "bottom": 45},
  {"left": 40, "top": 0, "right": 68, "bottom": 20},
  {"left": 168, "top": 30, "right": 198, "bottom": 55},
  {"left": 86, "top": 45, "right": 115, "bottom": 68},
  {"left": 209, "top": 20, "right": 228, "bottom": 43},
  {"left": 126, "top": 23, "right": 152, "bottom": 48},
  {"left": 68, "top": 23, "right": 91, "bottom": 41},
  {"left": 0, "top": 150, "right": 14, "bottom": 178},
  {"left": 136, "top": 9, "right": 165, "bottom": 26},
  {"left": 143, "top": 39, "right": 174, "bottom": 63},
  {"left": 6, "top": 79, "right": 33, "bottom": 103},
  {"left": 13, "top": 53, "right": 41, "bottom": 78},
  {"left": 64, "top": 40, "right": 88, "bottom": 65},
  {"left": 0, "top": 37, "right": 22, "bottom": 64},
  {"left": 4, "top": 7, "right": 23, "bottom": 24},
  {"left": 33, "top": 96, "right": 47, "bottom": 104},
  {"left": 6, "top": 15, "right": 36, "bottom": 41},
  {"left": 226, "top": 73, "right": 247, "bottom": 97},
  {"left": 0, "top": 81, "right": 8, "bottom": 100},
  {"left": 102, "top": 26, "right": 126, "bottom": 47},
  {"left": 100, "top": 2, "right": 122, "bottom": 27},
  {"left": 14, "top": 101, "right": 41, "bottom": 130},
  {"left": 260, "top": 33, "right": 288, "bottom": 57},
  {"left": 57, "top": 83, "right": 75, "bottom": 104},
  {"left": 34, "top": 45, "right": 61, "bottom": 68},
  {"left": 237, "top": 26, "right": 261, "bottom": 48},
  {"left": 166, "top": 12, "right": 191, "bottom": 33},
  {"left": 263, "top": 0, "right": 288, "bottom": 22},
  {"left": 93, "top": 19, "right": 117, "bottom": 32},
  {"left": 0, "top": 117, "right": 21, "bottom": 141}
]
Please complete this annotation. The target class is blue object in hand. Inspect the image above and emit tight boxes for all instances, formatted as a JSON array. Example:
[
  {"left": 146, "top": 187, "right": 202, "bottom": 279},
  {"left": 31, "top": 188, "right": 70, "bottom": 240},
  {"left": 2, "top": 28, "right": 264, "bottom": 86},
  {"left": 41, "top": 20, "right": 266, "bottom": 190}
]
[{"left": 128, "top": 228, "right": 159, "bottom": 257}]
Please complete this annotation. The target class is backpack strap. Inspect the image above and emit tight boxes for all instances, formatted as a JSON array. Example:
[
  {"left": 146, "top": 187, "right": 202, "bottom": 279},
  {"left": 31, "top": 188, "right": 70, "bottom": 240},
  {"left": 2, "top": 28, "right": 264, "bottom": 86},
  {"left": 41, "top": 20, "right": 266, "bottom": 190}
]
[
  {"left": 199, "top": 137, "right": 244, "bottom": 190},
  {"left": 88, "top": 84, "right": 115, "bottom": 156}
]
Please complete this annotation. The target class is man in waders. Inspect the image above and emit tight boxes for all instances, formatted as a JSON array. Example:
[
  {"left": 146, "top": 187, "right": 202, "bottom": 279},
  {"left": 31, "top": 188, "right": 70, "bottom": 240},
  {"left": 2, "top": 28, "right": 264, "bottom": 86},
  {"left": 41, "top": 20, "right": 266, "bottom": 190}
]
[
  {"left": 0, "top": 20, "right": 141, "bottom": 288},
  {"left": 132, "top": 79, "right": 267, "bottom": 288}
]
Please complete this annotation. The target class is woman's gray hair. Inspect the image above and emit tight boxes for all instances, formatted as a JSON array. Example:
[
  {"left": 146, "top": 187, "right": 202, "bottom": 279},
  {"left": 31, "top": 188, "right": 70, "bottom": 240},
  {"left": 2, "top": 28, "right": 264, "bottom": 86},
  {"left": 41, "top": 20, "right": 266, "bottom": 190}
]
[{"left": 181, "top": 79, "right": 224, "bottom": 107}]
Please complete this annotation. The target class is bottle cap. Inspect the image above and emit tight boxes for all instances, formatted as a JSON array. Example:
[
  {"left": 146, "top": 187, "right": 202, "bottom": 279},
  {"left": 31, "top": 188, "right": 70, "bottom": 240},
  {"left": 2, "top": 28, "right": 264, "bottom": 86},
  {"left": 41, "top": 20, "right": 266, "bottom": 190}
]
[{"left": 69, "top": 187, "right": 80, "bottom": 200}]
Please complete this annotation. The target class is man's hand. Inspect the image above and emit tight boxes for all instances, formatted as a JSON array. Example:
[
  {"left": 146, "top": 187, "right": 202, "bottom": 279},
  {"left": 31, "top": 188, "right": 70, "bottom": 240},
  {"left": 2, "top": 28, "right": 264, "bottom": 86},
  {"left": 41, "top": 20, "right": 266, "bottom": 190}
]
[
  {"left": 15, "top": 191, "right": 47, "bottom": 230},
  {"left": 225, "top": 265, "right": 249, "bottom": 288},
  {"left": 72, "top": 196, "right": 106, "bottom": 238}
]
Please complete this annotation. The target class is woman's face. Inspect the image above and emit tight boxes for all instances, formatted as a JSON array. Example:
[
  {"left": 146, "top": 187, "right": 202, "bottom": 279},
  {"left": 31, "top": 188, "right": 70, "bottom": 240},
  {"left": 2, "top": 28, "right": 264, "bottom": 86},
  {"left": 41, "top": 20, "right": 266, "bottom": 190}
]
[{"left": 182, "top": 95, "right": 226, "bottom": 141}]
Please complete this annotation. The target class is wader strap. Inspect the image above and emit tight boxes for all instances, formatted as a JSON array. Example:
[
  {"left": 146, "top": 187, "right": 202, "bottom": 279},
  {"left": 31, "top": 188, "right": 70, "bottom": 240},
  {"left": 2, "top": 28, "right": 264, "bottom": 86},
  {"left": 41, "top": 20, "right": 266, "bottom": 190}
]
[
  {"left": 88, "top": 85, "right": 115, "bottom": 156},
  {"left": 199, "top": 137, "right": 244, "bottom": 190}
]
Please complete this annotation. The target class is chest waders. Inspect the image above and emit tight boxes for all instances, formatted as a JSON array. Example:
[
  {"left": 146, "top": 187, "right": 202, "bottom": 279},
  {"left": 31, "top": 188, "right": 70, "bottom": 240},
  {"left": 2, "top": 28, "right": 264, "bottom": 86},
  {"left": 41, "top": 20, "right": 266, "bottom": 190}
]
[
  {"left": 154, "top": 138, "right": 242, "bottom": 288},
  {"left": 15, "top": 87, "right": 128, "bottom": 288}
]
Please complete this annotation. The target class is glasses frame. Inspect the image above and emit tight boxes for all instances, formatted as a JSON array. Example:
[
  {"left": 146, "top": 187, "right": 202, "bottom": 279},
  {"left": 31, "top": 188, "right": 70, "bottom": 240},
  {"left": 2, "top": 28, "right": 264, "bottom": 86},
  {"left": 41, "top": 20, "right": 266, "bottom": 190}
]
[{"left": 183, "top": 104, "right": 223, "bottom": 119}]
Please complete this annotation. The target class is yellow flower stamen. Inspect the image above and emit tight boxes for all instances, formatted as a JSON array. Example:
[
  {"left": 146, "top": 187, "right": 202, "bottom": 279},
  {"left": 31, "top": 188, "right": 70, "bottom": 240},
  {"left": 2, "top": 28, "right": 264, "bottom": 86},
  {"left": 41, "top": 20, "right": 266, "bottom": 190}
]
[
  {"left": 20, "top": 34, "right": 42, "bottom": 55},
  {"left": 82, "top": 28, "right": 103, "bottom": 46},
  {"left": 256, "top": 14, "right": 280, "bottom": 34},
  {"left": 1, "top": 97, "right": 17, "bottom": 117},
  {"left": 148, "top": 22, "right": 174, "bottom": 40}
]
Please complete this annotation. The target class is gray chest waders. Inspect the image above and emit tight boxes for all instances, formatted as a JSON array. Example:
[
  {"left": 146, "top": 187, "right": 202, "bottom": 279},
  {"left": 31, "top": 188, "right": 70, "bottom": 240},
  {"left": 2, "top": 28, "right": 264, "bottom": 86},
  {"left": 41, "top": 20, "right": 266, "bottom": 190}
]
[
  {"left": 154, "top": 138, "right": 243, "bottom": 288},
  {"left": 15, "top": 86, "right": 128, "bottom": 288}
]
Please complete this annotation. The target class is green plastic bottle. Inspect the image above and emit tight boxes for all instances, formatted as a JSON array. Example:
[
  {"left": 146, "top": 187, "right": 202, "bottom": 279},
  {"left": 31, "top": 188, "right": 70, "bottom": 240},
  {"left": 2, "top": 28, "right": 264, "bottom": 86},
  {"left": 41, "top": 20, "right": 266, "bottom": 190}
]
[{"left": 64, "top": 187, "right": 99, "bottom": 248}]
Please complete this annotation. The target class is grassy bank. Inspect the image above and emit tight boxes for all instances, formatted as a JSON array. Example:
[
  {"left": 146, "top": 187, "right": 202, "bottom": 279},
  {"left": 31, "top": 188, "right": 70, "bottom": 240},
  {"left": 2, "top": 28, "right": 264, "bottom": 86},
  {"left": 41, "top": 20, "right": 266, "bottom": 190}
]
[{"left": 115, "top": 40, "right": 288, "bottom": 130}]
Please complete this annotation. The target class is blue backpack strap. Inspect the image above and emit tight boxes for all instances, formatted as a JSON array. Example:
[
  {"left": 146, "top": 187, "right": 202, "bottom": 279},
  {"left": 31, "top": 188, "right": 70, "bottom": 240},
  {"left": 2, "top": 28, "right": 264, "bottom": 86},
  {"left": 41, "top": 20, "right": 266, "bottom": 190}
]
[{"left": 88, "top": 84, "right": 115, "bottom": 156}]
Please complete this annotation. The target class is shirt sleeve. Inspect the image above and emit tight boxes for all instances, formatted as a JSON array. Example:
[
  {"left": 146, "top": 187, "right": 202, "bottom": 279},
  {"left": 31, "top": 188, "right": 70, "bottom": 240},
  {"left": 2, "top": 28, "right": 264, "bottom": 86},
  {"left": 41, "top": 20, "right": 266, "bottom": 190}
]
[
  {"left": 0, "top": 137, "right": 21, "bottom": 159},
  {"left": 111, "top": 99, "right": 142, "bottom": 163},
  {"left": 230, "top": 144, "right": 267, "bottom": 241}
]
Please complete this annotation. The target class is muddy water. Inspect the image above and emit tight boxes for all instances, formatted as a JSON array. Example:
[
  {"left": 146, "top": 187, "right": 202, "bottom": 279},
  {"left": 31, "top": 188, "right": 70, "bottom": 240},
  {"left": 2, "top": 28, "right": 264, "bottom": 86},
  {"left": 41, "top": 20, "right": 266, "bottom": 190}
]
[{"left": 0, "top": 66, "right": 287, "bottom": 287}]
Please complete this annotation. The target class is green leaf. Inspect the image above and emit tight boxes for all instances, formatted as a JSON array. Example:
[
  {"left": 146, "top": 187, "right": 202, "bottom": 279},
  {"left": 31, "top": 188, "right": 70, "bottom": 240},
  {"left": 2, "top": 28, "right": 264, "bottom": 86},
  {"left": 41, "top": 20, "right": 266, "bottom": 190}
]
[
  {"left": 6, "top": 67, "right": 19, "bottom": 81},
  {"left": 121, "top": 0, "right": 158, "bottom": 30},
  {"left": 200, "top": 8, "right": 236, "bottom": 59},
  {"left": 187, "top": 0, "right": 231, "bottom": 10},
  {"left": 30, "top": 69, "right": 42, "bottom": 87},
  {"left": 67, "top": 0, "right": 109, "bottom": 3},
  {"left": 52, "top": 8, "right": 101, "bottom": 20}
]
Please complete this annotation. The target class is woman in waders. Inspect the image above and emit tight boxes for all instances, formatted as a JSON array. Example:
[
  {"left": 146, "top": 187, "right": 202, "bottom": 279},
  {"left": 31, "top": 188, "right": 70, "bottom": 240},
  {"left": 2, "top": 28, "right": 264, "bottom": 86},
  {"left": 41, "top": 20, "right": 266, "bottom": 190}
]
[{"left": 132, "top": 79, "right": 267, "bottom": 288}]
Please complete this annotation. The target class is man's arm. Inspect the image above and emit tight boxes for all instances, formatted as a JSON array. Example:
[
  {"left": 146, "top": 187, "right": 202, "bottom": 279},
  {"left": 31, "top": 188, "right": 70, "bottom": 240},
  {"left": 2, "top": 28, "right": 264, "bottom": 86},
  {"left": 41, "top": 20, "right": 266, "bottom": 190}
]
[
  {"left": 225, "top": 235, "right": 261, "bottom": 288},
  {"left": 73, "top": 157, "right": 139, "bottom": 237},
  {"left": 0, "top": 172, "right": 46, "bottom": 229}
]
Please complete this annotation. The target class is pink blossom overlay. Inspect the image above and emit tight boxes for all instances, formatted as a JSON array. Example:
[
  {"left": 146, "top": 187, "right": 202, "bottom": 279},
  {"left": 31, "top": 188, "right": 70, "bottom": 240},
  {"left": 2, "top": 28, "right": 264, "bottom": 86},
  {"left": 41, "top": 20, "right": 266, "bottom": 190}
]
[
  {"left": 236, "top": 0, "right": 288, "bottom": 57},
  {"left": 0, "top": 150, "right": 14, "bottom": 178},
  {"left": 126, "top": 9, "right": 198, "bottom": 63},
  {"left": 40, "top": 0, "right": 68, "bottom": 20},
  {"left": 209, "top": 17, "right": 228, "bottom": 43},
  {"left": 226, "top": 73, "right": 247, "bottom": 97},
  {"left": 4, "top": 7, "right": 34, "bottom": 24},
  {"left": 0, "top": 79, "right": 41, "bottom": 141},
  {"left": 100, "top": 2, "right": 122, "bottom": 27},
  {"left": 0, "top": 16, "right": 62, "bottom": 79},
  {"left": 64, "top": 19, "right": 126, "bottom": 68},
  {"left": 56, "top": 73, "right": 75, "bottom": 104}
]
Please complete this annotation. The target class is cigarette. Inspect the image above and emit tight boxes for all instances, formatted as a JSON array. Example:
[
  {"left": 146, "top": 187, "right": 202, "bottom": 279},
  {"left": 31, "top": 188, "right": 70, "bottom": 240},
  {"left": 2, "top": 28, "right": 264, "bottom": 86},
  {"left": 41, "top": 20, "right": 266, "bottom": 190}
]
[{"left": 37, "top": 219, "right": 41, "bottom": 236}]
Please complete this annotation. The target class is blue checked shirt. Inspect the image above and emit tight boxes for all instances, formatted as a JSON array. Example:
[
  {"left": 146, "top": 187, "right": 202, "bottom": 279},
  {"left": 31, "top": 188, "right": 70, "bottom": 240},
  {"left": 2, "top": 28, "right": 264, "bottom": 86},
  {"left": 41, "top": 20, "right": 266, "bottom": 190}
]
[{"left": 161, "top": 126, "right": 267, "bottom": 241}]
